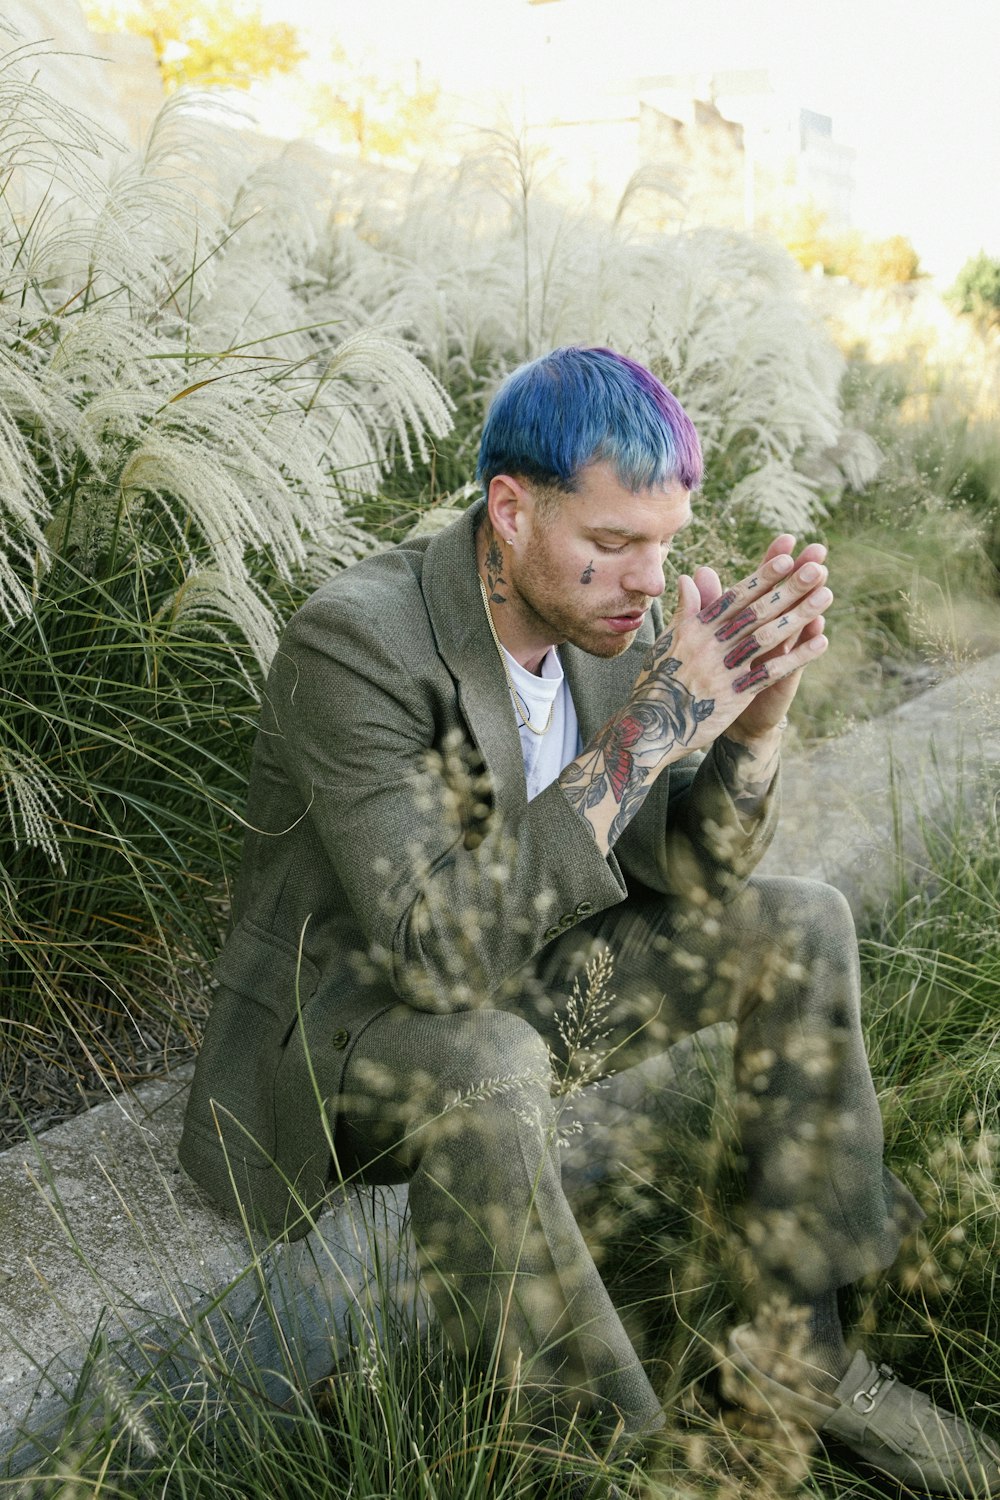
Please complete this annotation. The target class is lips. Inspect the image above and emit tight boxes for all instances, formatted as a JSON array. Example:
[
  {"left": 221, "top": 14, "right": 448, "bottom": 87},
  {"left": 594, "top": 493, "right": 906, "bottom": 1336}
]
[{"left": 604, "top": 611, "right": 646, "bottom": 634}]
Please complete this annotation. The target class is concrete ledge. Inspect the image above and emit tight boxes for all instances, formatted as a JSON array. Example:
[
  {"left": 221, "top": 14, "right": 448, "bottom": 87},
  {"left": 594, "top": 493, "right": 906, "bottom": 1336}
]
[
  {"left": 3, "top": 652, "right": 999, "bottom": 1476},
  {"left": 760, "top": 651, "right": 1000, "bottom": 911},
  {"left": 0, "top": 1072, "right": 415, "bottom": 1476}
]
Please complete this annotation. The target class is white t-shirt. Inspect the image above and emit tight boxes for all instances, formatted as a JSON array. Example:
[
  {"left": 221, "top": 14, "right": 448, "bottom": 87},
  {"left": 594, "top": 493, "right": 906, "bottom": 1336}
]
[{"left": 501, "top": 645, "right": 581, "bottom": 801}]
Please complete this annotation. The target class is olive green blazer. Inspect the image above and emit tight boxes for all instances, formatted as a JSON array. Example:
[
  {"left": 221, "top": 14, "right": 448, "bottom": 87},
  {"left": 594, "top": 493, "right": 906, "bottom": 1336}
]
[{"left": 179, "top": 501, "right": 777, "bottom": 1236}]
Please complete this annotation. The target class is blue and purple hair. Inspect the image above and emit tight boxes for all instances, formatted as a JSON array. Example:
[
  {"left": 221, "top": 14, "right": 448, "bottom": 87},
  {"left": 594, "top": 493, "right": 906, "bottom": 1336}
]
[{"left": 476, "top": 346, "right": 703, "bottom": 499}]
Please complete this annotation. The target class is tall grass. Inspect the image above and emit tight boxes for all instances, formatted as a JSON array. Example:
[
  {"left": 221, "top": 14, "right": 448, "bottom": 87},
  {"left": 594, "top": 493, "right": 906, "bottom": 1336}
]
[
  {"left": 784, "top": 279, "right": 1000, "bottom": 739},
  {"left": 849, "top": 779, "right": 1000, "bottom": 1402},
  {"left": 0, "top": 46, "right": 451, "bottom": 1080},
  {"left": 1, "top": 49, "right": 890, "bottom": 1095},
  {"left": 326, "top": 142, "right": 879, "bottom": 543}
]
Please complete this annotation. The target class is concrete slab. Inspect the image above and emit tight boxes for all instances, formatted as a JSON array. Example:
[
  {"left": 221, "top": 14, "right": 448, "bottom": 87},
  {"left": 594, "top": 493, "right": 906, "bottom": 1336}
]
[
  {"left": 0, "top": 1071, "right": 414, "bottom": 1476},
  {"left": 760, "top": 651, "right": 1000, "bottom": 913},
  {"left": 2, "top": 651, "right": 998, "bottom": 1477}
]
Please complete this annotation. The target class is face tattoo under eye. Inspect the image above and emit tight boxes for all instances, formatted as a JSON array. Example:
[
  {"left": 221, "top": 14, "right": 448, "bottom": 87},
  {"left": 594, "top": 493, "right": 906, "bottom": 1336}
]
[{"left": 580, "top": 561, "right": 594, "bottom": 584}]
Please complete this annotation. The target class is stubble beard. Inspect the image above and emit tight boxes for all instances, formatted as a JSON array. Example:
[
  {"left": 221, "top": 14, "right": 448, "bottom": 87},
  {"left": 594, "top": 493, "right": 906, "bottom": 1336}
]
[{"left": 511, "top": 559, "right": 643, "bottom": 660}]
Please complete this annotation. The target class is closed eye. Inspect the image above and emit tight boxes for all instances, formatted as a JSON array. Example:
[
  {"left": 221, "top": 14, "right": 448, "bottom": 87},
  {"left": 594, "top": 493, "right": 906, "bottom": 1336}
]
[{"left": 595, "top": 540, "right": 673, "bottom": 556}]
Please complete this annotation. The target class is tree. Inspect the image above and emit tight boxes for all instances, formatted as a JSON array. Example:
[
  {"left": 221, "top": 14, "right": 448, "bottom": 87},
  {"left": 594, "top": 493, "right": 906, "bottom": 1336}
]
[
  {"left": 305, "top": 46, "right": 442, "bottom": 161},
  {"left": 781, "top": 205, "right": 922, "bottom": 287},
  {"left": 83, "top": 0, "right": 304, "bottom": 92},
  {"left": 949, "top": 252, "right": 1000, "bottom": 326}
]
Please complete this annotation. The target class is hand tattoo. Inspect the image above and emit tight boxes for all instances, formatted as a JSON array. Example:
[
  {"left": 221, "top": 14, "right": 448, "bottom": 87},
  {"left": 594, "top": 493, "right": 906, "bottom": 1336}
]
[
  {"left": 715, "top": 605, "right": 757, "bottom": 642},
  {"left": 580, "top": 561, "right": 594, "bottom": 584},
  {"left": 734, "top": 661, "right": 770, "bottom": 693},
  {"left": 697, "top": 590, "right": 736, "bottom": 625},
  {"left": 723, "top": 634, "right": 759, "bottom": 670}
]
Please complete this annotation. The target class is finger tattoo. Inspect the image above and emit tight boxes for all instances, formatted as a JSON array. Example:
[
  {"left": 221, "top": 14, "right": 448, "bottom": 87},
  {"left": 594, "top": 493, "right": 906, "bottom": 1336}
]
[
  {"left": 697, "top": 590, "right": 736, "bottom": 624},
  {"left": 723, "top": 634, "right": 760, "bottom": 669},
  {"left": 734, "top": 662, "right": 770, "bottom": 693},
  {"left": 770, "top": 590, "right": 781, "bottom": 603},
  {"left": 715, "top": 605, "right": 757, "bottom": 641}
]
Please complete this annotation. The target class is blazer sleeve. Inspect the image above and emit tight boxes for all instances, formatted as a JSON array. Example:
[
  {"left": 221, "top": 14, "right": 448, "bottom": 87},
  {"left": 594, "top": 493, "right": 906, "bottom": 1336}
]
[
  {"left": 265, "top": 585, "right": 629, "bottom": 1014},
  {"left": 661, "top": 743, "right": 778, "bottom": 898}
]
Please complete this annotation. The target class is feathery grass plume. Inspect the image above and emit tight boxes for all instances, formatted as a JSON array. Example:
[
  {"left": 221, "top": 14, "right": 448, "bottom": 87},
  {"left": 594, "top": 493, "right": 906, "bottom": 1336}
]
[
  {"left": 552, "top": 945, "right": 617, "bottom": 1095},
  {"left": 0, "top": 34, "right": 451, "bottom": 1085},
  {"left": 0, "top": 397, "right": 47, "bottom": 619},
  {"left": 164, "top": 566, "right": 282, "bottom": 686},
  {"left": 0, "top": 743, "right": 65, "bottom": 870},
  {"left": 1, "top": 46, "right": 453, "bottom": 637},
  {"left": 0, "top": 26, "right": 117, "bottom": 198},
  {"left": 320, "top": 137, "right": 860, "bottom": 534}
]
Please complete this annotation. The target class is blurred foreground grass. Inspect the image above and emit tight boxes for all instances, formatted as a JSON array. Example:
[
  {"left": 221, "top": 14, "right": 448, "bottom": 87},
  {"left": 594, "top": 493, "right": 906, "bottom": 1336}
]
[{"left": 12, "top": 780, "right": 998, "bottom": 1499}]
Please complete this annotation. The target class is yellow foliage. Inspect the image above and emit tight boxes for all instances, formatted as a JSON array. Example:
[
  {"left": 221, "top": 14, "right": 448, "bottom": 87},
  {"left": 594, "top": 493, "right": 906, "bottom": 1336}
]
[
  {"left": 83, "top": 0, "right": 304, "bottom": 92},
  {"left": 306, "top": 46, "right": 442, "bottom": 161},
  {"left": 782, "top": 204, "right": 921, "bottom": 287},
  {"left": 781, "top": 202, "right": 829, "bottom": 273}
]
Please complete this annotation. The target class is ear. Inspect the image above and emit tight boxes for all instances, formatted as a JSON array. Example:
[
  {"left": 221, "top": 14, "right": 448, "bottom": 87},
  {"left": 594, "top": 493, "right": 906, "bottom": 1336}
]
[{"left": 486, "top": 474, "right": 530, "bottom": 547}]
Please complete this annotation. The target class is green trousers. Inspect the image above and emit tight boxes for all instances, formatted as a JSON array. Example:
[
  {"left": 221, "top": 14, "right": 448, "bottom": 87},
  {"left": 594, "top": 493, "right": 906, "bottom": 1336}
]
[{"left": 332, "top": 876, "right": 923, "bottom": 1438}]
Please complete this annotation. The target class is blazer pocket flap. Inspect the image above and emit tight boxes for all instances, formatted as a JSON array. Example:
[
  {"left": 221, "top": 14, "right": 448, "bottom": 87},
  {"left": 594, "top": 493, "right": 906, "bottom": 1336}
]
[{"left": 212, "top": 921, "right": 320, "bottom": 1021}]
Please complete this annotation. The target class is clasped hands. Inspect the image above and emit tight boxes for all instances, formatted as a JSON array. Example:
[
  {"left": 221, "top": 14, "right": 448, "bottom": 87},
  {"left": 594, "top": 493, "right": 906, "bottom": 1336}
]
[{"left": 657, "top": 532, "right": 831, "bottom": 749}]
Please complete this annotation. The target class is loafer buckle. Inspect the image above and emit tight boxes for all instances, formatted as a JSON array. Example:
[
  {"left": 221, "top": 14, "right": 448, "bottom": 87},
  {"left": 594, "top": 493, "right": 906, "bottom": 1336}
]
[{"left": 853, "top": 1363, "right": 895, "bottom": 1414}]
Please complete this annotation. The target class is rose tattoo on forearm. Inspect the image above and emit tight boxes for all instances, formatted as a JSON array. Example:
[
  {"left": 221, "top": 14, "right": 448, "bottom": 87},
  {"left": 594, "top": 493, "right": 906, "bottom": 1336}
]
[{"left": 561, "top": 630, "right": 715, "bottom": 845}]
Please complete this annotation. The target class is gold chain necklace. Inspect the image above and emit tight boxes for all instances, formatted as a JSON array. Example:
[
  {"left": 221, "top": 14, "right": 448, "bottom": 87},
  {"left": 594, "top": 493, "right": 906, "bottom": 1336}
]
[{"left": 478, "top": 574, "right": 555, "bottom": 736}]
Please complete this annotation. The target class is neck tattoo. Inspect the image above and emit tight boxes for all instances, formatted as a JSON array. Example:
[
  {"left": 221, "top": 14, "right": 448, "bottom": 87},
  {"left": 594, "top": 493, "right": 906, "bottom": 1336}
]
[
  {"left": 478, "top": 573, "right": 555, "bottom": 736},
  {"left": 484, "top": 531, "right": 508, "bottom": 603}
]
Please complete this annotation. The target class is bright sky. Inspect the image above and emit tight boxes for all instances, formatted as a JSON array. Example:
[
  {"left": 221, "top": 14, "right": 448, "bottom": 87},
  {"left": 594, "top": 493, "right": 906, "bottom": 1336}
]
[{"left": 257, "top": 0, "right": 1000, "bottom": 282}]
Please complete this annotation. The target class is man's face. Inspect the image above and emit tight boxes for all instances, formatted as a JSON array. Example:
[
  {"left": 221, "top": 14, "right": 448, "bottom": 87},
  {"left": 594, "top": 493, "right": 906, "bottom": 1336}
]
[{"left": 504, "top": 460, "right": 693, "bottom": 659}]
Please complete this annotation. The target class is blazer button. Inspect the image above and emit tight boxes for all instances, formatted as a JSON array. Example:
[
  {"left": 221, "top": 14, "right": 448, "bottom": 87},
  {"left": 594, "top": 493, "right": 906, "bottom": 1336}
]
[
  {"left": 542, "top": 925, "right": 561, "bottom": 943},
  {"left": 331, "top": 1029, "right": 350, "bottom": 1050},
  {"left": 575, "top": 901, "right": 595, "bottom": 917}
]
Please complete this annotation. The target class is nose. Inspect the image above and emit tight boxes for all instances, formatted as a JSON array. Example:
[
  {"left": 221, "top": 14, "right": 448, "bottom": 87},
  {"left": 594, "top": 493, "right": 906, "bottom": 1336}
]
[{"left": 621, "top": 546, "right": 667, "bottom": 600}]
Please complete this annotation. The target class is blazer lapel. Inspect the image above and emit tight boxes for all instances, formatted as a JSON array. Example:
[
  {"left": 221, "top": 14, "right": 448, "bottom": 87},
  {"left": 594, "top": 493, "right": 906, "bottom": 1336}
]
[
  {"left": 421, "top": 502, "right": 528, "bottom": 812},
  {"left": 421, "top": 502, "right": 659, "bottom": 803}
]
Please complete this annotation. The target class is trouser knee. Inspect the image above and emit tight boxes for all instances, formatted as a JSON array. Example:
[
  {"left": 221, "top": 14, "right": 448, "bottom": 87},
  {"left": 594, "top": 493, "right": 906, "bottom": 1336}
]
[
  {"left": 397, "top": 1009, "right": 554, "bottom": 1160},
  {"left": 434, "top": 1009, "right": 553, "bottom": 1094},
  {"left": 771, "top": 878, "right": 857, "bottom": 957},
  {"left": 737, "top": 878, "right": 861, "bottom": 1021}
]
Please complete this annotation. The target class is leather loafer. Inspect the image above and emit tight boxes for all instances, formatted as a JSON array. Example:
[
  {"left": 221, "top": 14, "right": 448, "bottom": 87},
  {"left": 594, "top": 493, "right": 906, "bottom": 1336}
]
[{"left": 723, "top": 1324, "right": 1000, "bottom": 1497}]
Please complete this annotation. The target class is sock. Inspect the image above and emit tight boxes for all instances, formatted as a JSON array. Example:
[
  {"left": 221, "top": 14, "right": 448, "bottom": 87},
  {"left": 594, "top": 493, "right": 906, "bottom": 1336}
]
[
  {"left": 747, "top": 1290, "right": 851, "bottom": 1402},
  {"left": 803, "top": 1290, "right": 851, "bottom": 1388}
]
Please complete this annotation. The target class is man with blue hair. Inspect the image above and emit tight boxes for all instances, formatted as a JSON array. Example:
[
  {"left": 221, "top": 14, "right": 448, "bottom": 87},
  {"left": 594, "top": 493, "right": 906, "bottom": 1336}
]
[{"left": 181, "top": 347, "right": 999, "bottom": 1497}]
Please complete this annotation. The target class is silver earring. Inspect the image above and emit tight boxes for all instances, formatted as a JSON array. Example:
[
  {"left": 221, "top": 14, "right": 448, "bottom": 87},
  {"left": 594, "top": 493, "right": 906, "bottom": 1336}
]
[{"left": 505, "top": 538, "right": 513, "bottom": 546}]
